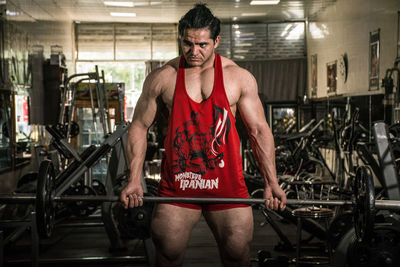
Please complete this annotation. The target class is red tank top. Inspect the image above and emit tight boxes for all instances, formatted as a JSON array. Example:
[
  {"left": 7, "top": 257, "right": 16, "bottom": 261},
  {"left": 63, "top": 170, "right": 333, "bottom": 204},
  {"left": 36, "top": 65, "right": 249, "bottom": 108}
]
[{"left": 158, "top": 53, "right": 249, "bottom": 199}]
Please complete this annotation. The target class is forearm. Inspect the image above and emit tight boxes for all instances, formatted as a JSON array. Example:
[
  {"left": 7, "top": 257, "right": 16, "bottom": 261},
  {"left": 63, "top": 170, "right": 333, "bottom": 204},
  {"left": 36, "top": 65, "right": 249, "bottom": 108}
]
[
  {"left": 126, "top": 123, "right": 148, "bottom": 184},
  {"left": 248, "top": 124, "right": 278, "bottom": 187}
]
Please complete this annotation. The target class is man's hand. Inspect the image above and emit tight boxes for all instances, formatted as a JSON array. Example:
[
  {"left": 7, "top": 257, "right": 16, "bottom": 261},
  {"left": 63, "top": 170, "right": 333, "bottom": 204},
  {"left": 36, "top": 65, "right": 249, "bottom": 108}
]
[
  {"left": 263, "top": 183, "right": 287, "bottom": 211},
  {"left": 120, "top": 181, "right": 144, "bottom": 209}
]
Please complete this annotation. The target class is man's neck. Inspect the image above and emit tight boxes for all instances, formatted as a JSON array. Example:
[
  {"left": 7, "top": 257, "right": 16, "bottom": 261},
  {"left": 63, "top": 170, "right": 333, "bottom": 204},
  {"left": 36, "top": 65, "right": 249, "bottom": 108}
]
[{"left": 185, "top": 53, "right": 215, "bottom": 70}]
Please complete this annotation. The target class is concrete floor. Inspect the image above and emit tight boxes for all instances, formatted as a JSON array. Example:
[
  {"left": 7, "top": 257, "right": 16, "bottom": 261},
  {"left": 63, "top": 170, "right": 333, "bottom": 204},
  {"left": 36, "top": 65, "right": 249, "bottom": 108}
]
[{"left": 2, "top": 205, "right": 333, "bottom": 267}]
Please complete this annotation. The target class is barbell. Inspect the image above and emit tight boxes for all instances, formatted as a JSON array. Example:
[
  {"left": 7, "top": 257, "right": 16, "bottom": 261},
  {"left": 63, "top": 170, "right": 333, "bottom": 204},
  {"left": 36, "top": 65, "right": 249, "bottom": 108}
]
[
  {"left": 1, "top": 195, "right": 396, "bottom": 209},
  {"left": 1, "top": 161, "right": 400, "bottom": 241}
]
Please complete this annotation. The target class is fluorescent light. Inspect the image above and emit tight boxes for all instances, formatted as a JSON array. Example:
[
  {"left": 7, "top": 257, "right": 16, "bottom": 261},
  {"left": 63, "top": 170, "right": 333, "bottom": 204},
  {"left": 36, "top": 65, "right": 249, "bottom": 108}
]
[
  {"left": 250, "top": 0, "right": 280, "bottom": 5},
  {"left": 241, "top": 12, "right": 267, "bottom": 17},
  {"left": 6, "top": 10, "right": 20, "bottom": 16},
  {"left": 133, "top": 2, "right": 149, "bottom": 6},
  {"left": 110, "top": 12, "right": 136, "bottom": 17},
  {"left": 104, "top": 1, "right": 134, "bottom": 7}
]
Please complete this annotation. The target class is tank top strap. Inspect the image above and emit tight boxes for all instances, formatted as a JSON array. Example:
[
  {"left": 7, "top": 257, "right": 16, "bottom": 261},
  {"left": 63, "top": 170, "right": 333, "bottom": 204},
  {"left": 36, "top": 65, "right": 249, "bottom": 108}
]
[
  {"left": 175, "top": 55, "right": 186, "bottom": 93},
  {"left": 178, "top": 55, "right": 186, "bottom": 68},
  {"left": 213, "top": 53, "right": 225, "bottom": 92}
]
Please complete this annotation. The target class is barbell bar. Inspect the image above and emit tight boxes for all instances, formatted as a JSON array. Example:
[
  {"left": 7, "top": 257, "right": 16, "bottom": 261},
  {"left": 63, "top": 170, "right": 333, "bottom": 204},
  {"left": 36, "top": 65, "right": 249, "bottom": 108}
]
[
  {"left": 0, "top": 161, "right": 396, "bottom": 241},
  {"left": 0, "top": 194, "right": 399, "bottom": 210}
]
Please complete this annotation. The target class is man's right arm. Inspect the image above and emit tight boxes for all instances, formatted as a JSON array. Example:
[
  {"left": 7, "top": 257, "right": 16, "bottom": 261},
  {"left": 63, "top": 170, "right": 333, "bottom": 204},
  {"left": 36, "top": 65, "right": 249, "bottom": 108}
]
[{"left": 120, "top": 68, "right": 164, "bottom": 208}]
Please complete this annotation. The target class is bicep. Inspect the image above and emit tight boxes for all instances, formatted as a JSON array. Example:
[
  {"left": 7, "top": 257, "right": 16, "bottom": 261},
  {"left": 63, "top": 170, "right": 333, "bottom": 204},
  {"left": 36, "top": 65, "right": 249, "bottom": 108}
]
[{"left": 132, "top": 72, "right": 163, "bottom": 126}]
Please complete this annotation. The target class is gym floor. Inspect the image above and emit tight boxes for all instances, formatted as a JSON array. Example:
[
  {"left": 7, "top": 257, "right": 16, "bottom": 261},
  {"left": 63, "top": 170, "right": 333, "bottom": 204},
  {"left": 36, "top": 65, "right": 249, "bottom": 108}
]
[{"left": 3, "top": 205, "right": 331, "bottom": 267}]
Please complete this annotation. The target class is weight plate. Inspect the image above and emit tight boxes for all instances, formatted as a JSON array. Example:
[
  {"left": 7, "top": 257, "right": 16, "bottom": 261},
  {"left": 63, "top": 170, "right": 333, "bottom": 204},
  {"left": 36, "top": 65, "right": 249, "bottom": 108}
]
[
  {"left": 353, "top": 166, "right": 375, "bottom": 242},
  {"left": 115, "top": 199, "right": 154, "bottom": 239},
  {"left": 36, "top": 160, "right": 56, "bottom": 238},
  {"left": 65, "top": 182, "right": 99, "bottom": 217}
]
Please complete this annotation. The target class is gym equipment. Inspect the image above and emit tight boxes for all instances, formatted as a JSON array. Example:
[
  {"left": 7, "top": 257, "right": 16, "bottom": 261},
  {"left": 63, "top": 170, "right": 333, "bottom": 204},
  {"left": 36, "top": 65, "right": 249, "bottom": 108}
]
[
  {"left": 374, "top": 122, "right": 400, "bottom": 200},
  {"left": 1, "top": 165, "right": 400, "bottom": 240}
]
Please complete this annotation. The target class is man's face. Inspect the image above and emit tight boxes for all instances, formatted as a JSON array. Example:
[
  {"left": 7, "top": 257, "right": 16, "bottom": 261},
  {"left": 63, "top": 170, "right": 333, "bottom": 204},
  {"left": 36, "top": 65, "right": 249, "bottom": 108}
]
[{"left": 180, "top": 28, "right": 220, "bottom": 67}]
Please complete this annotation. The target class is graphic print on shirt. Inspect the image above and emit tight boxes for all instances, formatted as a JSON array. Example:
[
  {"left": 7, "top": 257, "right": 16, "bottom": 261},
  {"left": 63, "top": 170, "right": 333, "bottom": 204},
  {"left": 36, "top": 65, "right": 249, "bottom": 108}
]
[{"left": 172, "top": 105, "right": 231, "bottom": 190}]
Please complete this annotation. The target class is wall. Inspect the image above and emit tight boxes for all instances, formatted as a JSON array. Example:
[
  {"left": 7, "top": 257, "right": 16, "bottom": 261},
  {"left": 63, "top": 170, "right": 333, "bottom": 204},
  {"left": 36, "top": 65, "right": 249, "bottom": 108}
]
[
  {"left": 307, "top": 0, "right": 400, "bottom": 98},
  {"left": 13, "top": 20, "right": 74, "bottom": 70}
]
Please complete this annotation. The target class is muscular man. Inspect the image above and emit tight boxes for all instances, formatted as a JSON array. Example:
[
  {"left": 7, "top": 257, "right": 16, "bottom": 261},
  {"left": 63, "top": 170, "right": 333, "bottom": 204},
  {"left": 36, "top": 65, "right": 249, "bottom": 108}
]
[{"left": 121, "top": 4, "right": 287, "bottom": 266}]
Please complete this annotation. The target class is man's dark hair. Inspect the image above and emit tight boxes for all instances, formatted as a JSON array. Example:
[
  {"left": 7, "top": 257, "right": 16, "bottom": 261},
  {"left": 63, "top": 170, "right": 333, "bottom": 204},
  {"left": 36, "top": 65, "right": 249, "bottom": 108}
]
[{"left": 178, "top": 3, "right": 221, "bottom": 41}]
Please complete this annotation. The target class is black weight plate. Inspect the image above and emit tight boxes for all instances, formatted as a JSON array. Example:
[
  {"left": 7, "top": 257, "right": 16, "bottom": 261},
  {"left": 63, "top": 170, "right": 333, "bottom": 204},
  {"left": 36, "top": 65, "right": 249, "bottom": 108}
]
[
  {"left": 65, "top": 183, "right": 99, "bottom": 217},
  {"left": 116, "top": 194, "right": 154, "bottom": 239},
  {"left": 36, "top": 160, "right": 56, "bottom": 238},
  {"left": 353, "top": 166, "right": 375, "bottom": 242}
]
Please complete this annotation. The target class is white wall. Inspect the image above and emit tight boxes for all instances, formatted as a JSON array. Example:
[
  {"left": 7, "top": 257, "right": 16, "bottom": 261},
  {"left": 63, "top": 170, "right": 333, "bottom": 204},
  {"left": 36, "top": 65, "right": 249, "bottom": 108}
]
[{"left": 307, "top": 0, "right": 400, "bottom": 98}]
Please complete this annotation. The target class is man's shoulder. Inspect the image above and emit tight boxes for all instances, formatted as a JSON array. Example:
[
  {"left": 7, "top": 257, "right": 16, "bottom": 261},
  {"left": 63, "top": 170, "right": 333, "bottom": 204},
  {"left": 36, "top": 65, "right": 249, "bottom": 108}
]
[
  {"left": 151, "top": 57, "right": 179, "bottom": 76},
  {"left": 147, "top": 57, "right": 179, "bottom": 85}
]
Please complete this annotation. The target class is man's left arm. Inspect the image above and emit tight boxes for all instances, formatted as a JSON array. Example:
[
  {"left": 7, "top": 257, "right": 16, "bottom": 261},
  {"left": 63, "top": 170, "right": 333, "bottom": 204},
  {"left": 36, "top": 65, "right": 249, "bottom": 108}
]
[{"left": 236, "top": 69, "right": 286, "bottom": 210}]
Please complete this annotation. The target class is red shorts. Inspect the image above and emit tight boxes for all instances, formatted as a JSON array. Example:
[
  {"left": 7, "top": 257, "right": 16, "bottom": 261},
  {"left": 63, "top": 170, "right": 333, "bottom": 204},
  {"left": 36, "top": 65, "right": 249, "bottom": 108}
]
[{"left": 164, "top": 202, "right": 250, "bottom": 211}]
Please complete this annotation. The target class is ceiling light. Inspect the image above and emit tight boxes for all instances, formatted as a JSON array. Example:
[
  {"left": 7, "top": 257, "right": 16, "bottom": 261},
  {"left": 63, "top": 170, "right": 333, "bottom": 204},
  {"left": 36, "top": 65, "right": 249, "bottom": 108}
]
[
  {"left": 250, "top": 0, "right": 280, "bottom": 5},
  {"left": 133, "top": 2, "right": 149, "bottom": 6},
  {"left": 241, "top": 12, "right": 267, "bottom": 17},
  {"left": 104, "top": 1, "right": 134, "bottom": 7},
  {"left": 6, "top": 10, "right": 20, "bottom": 16},
  {"left": 110, "top": 12, "right": 136, "bottom": 17},
  {"left": 232, "top": 17, "right": 238, "bottom": 21}
]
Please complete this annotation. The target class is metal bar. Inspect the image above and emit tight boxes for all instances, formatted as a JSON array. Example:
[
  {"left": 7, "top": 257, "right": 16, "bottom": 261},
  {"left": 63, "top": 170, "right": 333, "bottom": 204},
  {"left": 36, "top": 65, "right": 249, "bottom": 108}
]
[
  {"left": 55, "top": 195, "right": 354, "bottom": 206},
  {"left": 1, "top": 194, "right": 400, "bottom": 210},
  {"left": 6, "top": 255, "right": 146, "bottom": 265},
  {"left": 0, "top": 194, "right": 35, "bottom": 203}
]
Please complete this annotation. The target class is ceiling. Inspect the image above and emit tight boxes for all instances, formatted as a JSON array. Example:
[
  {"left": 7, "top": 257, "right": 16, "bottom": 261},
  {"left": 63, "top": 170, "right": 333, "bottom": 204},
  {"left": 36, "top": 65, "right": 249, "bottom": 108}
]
[{"left": 4, "top": 0, "right": 336, "bottom": 23}]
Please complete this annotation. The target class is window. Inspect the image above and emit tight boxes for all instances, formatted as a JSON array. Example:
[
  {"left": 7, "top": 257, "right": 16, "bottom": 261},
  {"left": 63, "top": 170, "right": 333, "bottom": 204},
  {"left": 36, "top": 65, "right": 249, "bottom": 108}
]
[
  {"left": 75, "top": 22, "right": 178, "bottom": 120},
  {"left": 76, "top": 61, "right": 146, "bottom": 121},
  {"left": 76, "top": 22, "right": 178, "bottom": 61},
  {"left": 216, "top": 22, "right": 305, "bottom": 60}
]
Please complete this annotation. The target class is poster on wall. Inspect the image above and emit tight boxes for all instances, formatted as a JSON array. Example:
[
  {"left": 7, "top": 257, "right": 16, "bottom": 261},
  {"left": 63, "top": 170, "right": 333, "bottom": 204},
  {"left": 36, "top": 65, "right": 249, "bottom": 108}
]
[
  {"left": 327, "top": 60, "right": 337, "bottom": 95},
  {"left": 311, "top": 54, "right": 317, "bottom": 96},
  {"left": 369, "top": 29, "right": 380, "bottom": 91}
]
